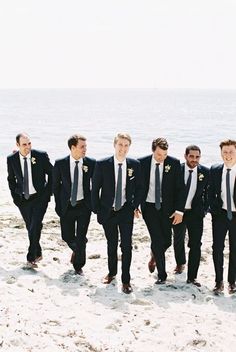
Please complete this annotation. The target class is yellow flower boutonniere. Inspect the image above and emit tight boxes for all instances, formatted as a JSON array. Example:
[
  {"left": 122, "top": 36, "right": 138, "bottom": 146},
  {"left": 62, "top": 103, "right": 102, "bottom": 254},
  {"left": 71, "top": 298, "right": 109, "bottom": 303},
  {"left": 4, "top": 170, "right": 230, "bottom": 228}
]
[
  {"left": 165, "top": 164, "right": 171, "bottom": 173},
  {"left": 83, "top": 165, "right": 88, "bottom": 173},
  {"left": 198, "top": 173, "right": 204, "bottom": 181},
  {"left": 31, "top": 157, "right": 36, "bottom": 165},
  {"left": 127, "top": 168, "right": 134, "bottom": 177}
]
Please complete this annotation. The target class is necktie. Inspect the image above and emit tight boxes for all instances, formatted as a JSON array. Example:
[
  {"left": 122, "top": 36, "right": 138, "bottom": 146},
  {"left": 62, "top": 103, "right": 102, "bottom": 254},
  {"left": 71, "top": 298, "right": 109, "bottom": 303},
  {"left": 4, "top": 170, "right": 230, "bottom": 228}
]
[
  {"left": 115, "top": 163, "right": 122, "bottom": 211},
  {"left": 186, "top": 170, "right": 193, "bottom": 196},
  {"left": 23, "top": 157, "right": 30, "bottom": 200},
  {"left": 226, "top": 168, "right": 232, "bottom": 221},
  {"left": 71, "top": 161, "right": 79, "bottom": 207},
  {"left": 155, "top": 163, "right": 161, "bottom": 210}
]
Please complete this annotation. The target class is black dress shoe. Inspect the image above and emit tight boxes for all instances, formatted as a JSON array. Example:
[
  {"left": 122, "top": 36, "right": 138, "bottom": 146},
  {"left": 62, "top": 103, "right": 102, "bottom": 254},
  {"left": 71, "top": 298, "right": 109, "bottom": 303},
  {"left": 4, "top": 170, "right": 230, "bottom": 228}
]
[
  {"left": 155, "top": 278, "right": 166, "bottom": 285},
  {"left": 174, "top": 264, "right": 185, "bottom": 274},
  {"left": 122, "top": 283, "right": 133, "bottom": 294},
  {"left": 148, "top": 256, "right": 156, "bottom": 273},
  {"left": 187, "top": 279, "right": 201, "bottom": 287},
  {"left": 213, "top": 281, "right": 224, "bottom": 294},
  {"left": 228, "top": 283, "right": 236, "bottom": 294},
  {"left": 103, "top": 275, "right": 116, "bottom": 284}
]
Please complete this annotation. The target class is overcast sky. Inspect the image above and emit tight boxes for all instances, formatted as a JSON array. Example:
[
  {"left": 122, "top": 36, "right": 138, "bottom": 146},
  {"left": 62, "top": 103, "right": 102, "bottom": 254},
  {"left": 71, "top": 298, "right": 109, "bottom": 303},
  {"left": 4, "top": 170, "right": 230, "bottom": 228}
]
[{"left": 0, "top": 0, "right": 235, "bottom": 89}]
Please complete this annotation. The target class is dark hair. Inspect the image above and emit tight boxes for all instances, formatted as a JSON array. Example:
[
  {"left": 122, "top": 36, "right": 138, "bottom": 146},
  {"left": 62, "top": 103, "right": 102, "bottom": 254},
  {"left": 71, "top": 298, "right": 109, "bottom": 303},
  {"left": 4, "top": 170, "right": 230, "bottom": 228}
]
[
  {"left": 16, "top": 132, "right": 29, "bottom": 144},
  {"left": 185, "top": 145, "right": 201, "bottom": 155},
  {"left": 152, "top": 137, "right": 168, "bottom": 152},
  {"left": 219, "top": 139, "right": 236, "bottom": 149},
  {"left": 68, "top": 134, "right": 86, "bottom": 149}
]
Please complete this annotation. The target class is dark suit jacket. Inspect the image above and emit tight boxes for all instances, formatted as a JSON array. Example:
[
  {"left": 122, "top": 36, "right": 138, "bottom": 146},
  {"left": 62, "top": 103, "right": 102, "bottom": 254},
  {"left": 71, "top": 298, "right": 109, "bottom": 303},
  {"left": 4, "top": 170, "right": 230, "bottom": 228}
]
[
  {"left": 53, "top": 156, "right": 96, "bottom": 216},
  {"left": 139, "top": 155, "right": 185, "bottom": 215},
  {"left": 91, "top": 156, "right": 143, "bottom": 224},
  {"left": 181, "top": 163, "right": 209, "bottom": 217},
  {"left": 209, "top": 163, "right": 236, "bottom": 215},
  {"left": 7, "top": 149, "right": 53, "bottom": 207}
]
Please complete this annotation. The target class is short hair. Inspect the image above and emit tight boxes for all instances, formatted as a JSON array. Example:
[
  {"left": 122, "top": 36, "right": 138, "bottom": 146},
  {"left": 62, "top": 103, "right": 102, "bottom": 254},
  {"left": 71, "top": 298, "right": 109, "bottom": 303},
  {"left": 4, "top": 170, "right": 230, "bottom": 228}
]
[
  {"left": 16, "top": 132, "right": 29, "bottom": 144},
  {"left": 152, "top": 137, "right": 168, "bottom": 152},
  {"left": 68, "top": 134, "right": 86, "bottom": 149},
  {"left": 219, "top": 139, "right": 236, "bottom": 149},
  {"left": 185, "top": 145, "right": 201, "bottom": 155},
  {"left": 113, "top": 133, "right": 132, "bottom": 146}
]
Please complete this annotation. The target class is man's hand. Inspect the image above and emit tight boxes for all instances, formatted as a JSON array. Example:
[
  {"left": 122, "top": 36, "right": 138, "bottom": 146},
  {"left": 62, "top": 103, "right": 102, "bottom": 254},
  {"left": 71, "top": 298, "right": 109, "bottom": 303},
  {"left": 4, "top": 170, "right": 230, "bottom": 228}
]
[
  {"left": 134, "top": 209, "right": 142, "bottom": 219},
  {"left": 170, "top": 212, "right": 183, "bottom": 225}
]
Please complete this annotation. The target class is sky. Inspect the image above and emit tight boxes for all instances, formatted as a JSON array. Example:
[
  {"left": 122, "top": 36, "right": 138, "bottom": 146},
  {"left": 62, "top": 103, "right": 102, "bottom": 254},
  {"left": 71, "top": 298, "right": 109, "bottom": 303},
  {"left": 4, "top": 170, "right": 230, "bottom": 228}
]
[{"left": 0, "top": 0, "right": 236, "bottom": 89}]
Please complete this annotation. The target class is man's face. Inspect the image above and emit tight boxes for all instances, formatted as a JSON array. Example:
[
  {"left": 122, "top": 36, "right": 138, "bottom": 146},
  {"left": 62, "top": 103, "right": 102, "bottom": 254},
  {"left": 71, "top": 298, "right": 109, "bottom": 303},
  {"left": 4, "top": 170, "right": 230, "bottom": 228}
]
[
  {"left": 221, "top": 145, "right": 236, "bottom": 167},
  {"left": 17, "top": 136, "right": 32, "bottom": 157},
  {"left": 185, "top": 150, "right": 201, "bottom": 169},
  {"left": 153, "top": 146, "right": 168, "bottom": 163},
  {"left": 71, "top": 140, "right": 87, "bottom": 160},
  {"left": 114, "top": 138, "right": 130, "bottom": 161}
]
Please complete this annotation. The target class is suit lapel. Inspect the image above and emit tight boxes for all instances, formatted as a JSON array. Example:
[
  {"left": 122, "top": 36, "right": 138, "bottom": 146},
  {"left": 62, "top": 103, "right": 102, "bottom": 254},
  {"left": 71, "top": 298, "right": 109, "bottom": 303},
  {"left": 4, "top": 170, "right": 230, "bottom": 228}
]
[
  {"left": 64, "top": 156, "right": 71, "bottom": 188},
  {"left": 108, "top": 156, "right": 115, "bottom": 195},
  {"left": 15, "top": 151, "right": 23, "bottom": 180}
]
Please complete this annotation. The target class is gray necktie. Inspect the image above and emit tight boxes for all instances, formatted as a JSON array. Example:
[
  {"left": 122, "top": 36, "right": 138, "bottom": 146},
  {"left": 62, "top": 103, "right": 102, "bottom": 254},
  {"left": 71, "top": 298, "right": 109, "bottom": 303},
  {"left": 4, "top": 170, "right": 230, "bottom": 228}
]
[
  {"left": 155, "top": 163, "right": 161, "bottom": 210},
  {"left": 226, "top": 168, "right": 232, "bottom": 221},
  {"left": 71, "top": 161, "right": 79, "bottom": 207},
  {"left": 186, "top": 170, "right": 193, "bottom": 196},
  {"left": 115, "top": 163, "right": 122, "bottom": 211},
  {"left": 23, "top": 157, "right": 30, "bottom": 200}
]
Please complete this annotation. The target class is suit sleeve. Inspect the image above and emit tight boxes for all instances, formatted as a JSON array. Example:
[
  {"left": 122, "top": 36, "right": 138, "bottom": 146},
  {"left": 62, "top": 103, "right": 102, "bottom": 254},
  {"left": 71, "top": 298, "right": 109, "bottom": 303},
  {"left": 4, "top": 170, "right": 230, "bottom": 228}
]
[
  {"left": 52, "top": 161, "right": 62, "bottom": 216},
  {"left": 43, "top": 152, "right": 53, "bottom": 195},
  {"left": 134, "top": 161, "right": 144, "bottom": 209},
  {"left": 91, "top": 161, "right": 102, "bottom": 213},
  {"left": 7, "top": 156, "right": 21, "bottom": 205},
  {"left": 174, "top": 160, "right": 186, "bottom": 212}
]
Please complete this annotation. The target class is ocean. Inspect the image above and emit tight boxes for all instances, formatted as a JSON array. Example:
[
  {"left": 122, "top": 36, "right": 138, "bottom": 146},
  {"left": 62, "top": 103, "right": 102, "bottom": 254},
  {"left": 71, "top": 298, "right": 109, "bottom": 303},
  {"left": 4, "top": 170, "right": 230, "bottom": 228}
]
[{"left": 1, "top": 88, "right": 235, "bottom": 181}]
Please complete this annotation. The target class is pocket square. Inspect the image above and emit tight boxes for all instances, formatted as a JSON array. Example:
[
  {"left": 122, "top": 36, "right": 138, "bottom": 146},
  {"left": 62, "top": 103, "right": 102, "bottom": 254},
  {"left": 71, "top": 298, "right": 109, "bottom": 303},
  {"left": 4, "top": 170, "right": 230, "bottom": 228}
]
[{"left": 129, "top": 176, "right": 135, "bottom": 180}]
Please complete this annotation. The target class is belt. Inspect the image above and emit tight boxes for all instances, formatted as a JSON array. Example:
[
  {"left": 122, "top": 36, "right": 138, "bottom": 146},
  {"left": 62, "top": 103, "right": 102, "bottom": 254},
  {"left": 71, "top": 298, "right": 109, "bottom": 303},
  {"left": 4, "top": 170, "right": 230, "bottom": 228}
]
[{"left": 112, "top": 202, "right": 127, "bottom": 212}]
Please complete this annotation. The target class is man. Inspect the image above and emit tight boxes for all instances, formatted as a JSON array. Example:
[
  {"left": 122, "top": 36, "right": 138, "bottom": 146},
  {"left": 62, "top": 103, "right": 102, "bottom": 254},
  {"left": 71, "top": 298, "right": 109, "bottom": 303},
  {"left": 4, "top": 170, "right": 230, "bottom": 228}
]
[
  {"left": 7, "top": 133, "right": 52, "bottom": 268},
  {"left": 53, "top": 134, "right": 95, "bottom": 275},
  {"left": 209, "top": 139, "right": 236, "bottom": 295},
  {"left": 172, "top": 145, "right": 209, "bottom": 287},
  {"left": 92, "top": 133, "right": 143, "bottom": 294},
  {"left": 139, "top": 137, "right": 185, "bottom": 284}
]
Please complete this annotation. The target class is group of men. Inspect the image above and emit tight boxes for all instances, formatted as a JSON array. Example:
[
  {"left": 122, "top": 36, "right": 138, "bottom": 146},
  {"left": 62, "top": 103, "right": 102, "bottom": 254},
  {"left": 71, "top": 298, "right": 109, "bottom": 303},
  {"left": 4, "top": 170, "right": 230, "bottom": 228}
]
[{"left": 7, "top": 132, "right": 236, "bottom": 295}]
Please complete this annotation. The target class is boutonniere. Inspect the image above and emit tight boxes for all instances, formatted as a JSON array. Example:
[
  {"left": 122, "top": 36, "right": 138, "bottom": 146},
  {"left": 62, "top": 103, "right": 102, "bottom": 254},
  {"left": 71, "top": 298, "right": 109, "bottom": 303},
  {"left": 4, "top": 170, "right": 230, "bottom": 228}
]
[
  {"left": 82, "top": 165, "right": 88, "bottom": 173},
  {"left": 198, "top": 173, "right": 204, "bottom": 181},
  {"left": 31, "top": 157, "right": 36, "bottom": 164},
  {"left": 127, "top": 168, "right": 134, "bottom": 177},
  {"left": 165, "top": 164, "right": 171, "bottom": 173}
]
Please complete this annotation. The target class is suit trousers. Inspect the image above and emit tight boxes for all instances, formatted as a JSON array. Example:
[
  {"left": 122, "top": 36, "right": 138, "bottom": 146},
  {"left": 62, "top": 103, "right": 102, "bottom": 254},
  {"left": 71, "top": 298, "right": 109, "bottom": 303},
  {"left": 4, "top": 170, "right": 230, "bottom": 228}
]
[
  {"left": 19, "top": 193, "right": 49, "bottom": 262},
  {"left": 173, "top": 210, "right": 203, "bottom": 280},
  {"left": 102, "top": 204, "right": 134, "bottom": 284},
  {"left": 60, "top": 200, "right": 91, "bottom": 271},
  {"left": 142, "top": 203, "right": 172, "bottom": 281},
  {"left": 212, "top": 210, "right": 236, "bottom": 284}
]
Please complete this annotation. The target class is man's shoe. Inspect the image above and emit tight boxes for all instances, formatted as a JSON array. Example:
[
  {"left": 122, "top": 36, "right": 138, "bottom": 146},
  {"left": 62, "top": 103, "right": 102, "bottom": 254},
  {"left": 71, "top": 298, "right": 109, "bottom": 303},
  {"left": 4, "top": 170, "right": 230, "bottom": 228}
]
[
  {"left": 187, "top": 279, "right": 201, "bottom": 287},
  {"left": 155, "top": 278, "right": 166, "bottom": 285},
  {"left": 75, "top": 268, "right": 84, "bottom": 276},
  {"left": 26, "top": 261, "right": 38, "bottom": 269},
  {"left": 122, "top": 283, "right": 133, "bottom": 294},
  {"left": 174, "top": 264, "right": 185, "bottom": 274},
  {"left": 228, "top": 283, "right": 236, "bottom": 294},
  {"left": 148, "top": 256, "right": 156, "bottom": 273},
  {"left": 35, "top": 256, "right": 42, "bottom": 263},
  {"left": 103, "top": 275, "right": 116, "bottom": 284},
  {"left": 213, "top": 281, "right": 224, "bottom": 295}
]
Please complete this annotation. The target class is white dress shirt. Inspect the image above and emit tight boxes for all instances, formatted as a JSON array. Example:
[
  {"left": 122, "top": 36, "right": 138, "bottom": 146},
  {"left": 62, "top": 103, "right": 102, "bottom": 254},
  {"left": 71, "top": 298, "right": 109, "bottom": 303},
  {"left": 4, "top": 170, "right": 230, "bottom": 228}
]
[
  {"left": 184, "top": 165, "right": 198, "bottom": 210},
  {"left": 19, "top": 153, "right": 36, "bottom": 195},
  {"left": 221, "top": 163, "right": 236, "bottom": 212},
  {"left": 146, "top": 156, "right": 164, "bottom": 203},
  {"left": 70, "top": 156, "right": 84, "bottom": 201},
  {"left": 113, "top": 157, "right": 127, "bottom": 207}
]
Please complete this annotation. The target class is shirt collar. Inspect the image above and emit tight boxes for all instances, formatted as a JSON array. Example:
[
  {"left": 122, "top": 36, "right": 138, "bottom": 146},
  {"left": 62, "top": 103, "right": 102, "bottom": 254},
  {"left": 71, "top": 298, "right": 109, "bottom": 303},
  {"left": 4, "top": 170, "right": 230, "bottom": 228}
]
[
  {"left": 70, "top": 155, "right": 83, "bottom": 165},
  {"left": 19, "top": 152, "right": 31, "bottom": 160},
  {"left": 185, "top": 163, "right": 198, "bottom": 173},
  {"left": 114, "top": 156, "right": 126, "bottom": 166}
]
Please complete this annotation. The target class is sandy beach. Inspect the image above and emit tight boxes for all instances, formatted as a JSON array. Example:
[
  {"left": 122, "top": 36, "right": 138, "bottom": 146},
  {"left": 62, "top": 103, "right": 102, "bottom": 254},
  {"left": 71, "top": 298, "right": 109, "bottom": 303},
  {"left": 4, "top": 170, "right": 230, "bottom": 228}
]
[{"left": 1, "top": 190, "right": 236, "bottom": 352}]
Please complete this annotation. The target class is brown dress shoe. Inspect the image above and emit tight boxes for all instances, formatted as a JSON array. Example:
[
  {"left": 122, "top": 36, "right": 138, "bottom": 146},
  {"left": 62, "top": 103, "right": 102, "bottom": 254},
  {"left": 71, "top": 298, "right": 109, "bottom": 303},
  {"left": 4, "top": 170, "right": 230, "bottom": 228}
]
[
  {"left": 213, "top": 281, "right": 224, "bottom": 295},
  {"left": 174, "top": 264, "right": 185, "bottom": 274},
  {"left": 148, "top": 256, "right": 156, "bottom": 273},
  {"left": 75, "top": 268, "right": 84, "bottom": 276},
  {"left": 35, "top": 255, "right": 43, "bottom": 263},
  {"left": 103, "top": 275, "right": 116, "bottom": 284},
  {"left": 228, "top": 283, "right": 236, "bottom": 294},
  {"left": 122, "top": 283, "right": 133, "bottom": 294},
  {"left": 187, "top": 279, "right": 201, "bottom": 287}
]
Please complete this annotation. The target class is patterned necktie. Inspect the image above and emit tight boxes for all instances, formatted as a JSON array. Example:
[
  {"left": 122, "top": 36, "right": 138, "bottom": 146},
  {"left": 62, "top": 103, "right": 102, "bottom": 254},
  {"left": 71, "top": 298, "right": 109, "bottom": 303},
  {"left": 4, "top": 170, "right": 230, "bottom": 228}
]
[
  {"left": 226, "top": 168, "right": 232, "bottom": 221},
  {"left": 155, "top": 163, "right": 161, "bottom": 210},
  {"left": 71, "top": 160, "right": 79, "bottom": 207},
  {"left": 186, "top": 170, "right": 193, "bottom": 196},
  {"left": 23, "top": 157, "right": 30, "bottom": 200},
  {"left": 115, "top": 163, "right": 122, "bottom": 211}
]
